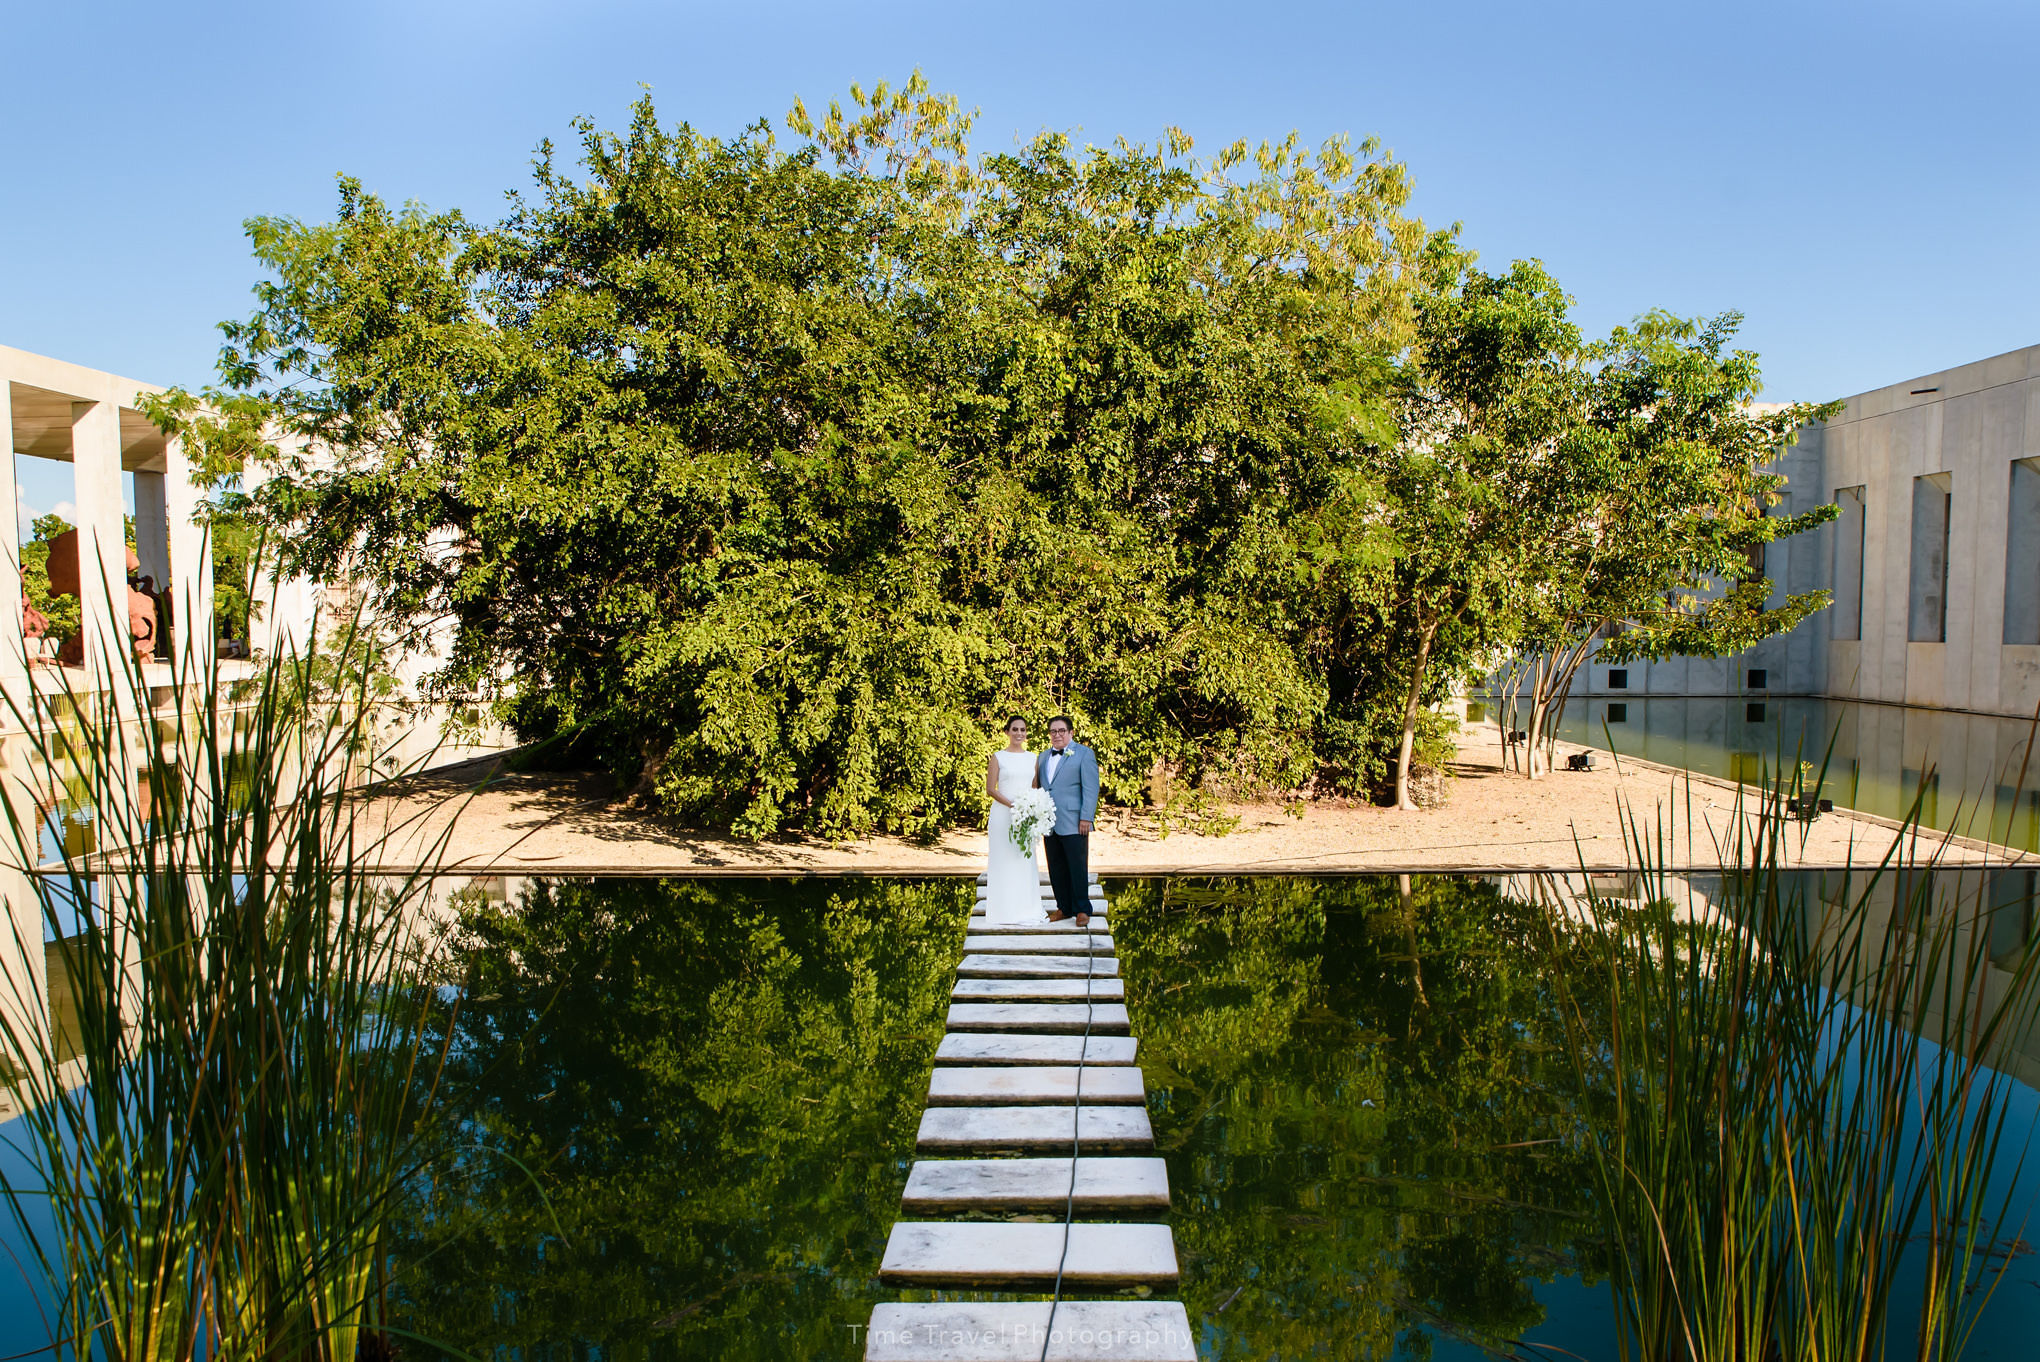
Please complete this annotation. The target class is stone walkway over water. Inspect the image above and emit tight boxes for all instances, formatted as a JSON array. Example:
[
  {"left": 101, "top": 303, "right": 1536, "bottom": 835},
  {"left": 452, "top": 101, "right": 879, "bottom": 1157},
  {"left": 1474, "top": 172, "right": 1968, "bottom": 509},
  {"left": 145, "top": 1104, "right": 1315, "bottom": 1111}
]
[{"left": 863, "top": 873, "right": 1197, "bottom": 1362}]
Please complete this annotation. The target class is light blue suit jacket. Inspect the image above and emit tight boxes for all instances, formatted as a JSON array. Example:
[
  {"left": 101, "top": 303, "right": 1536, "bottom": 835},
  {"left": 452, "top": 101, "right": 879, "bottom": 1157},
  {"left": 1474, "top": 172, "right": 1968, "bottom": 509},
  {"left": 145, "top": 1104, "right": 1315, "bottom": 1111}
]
[{"left": 1035, "top": 743, "right": 1099, "bottom": 836}]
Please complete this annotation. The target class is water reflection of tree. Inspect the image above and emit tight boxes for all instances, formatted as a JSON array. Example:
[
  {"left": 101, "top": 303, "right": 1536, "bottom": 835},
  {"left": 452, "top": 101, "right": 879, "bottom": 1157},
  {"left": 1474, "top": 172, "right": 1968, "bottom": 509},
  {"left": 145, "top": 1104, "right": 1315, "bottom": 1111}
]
[
  {"left": 387, "top": 876, "right": 965, "bottom": 1359},
  {"left": 1112, "top": 875, "right": 1605, "bottom": 1360}
]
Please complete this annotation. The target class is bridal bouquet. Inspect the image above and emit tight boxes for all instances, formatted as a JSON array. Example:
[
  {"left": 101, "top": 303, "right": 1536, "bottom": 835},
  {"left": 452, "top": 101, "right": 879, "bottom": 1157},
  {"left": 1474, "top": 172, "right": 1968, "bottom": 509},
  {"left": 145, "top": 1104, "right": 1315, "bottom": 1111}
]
[{"left": 1009, "top": 789, "right": 1059, "bottom": 857}]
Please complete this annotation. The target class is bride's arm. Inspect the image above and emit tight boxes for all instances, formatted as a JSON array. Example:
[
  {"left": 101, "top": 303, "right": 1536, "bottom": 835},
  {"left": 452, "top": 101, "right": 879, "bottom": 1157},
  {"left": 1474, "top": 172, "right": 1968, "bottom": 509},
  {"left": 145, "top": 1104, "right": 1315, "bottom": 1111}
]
[{"left": 987, "top": 754, "right": 1012, "bottom": 807}]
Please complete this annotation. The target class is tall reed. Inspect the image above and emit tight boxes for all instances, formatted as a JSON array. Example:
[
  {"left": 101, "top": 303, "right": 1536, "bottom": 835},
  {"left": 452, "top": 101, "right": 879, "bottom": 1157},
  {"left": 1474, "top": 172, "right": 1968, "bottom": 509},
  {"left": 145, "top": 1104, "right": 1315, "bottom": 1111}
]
[
  {"left": 1545, "top": 764, "right": 2040, "bottom": 1362},
  {"left": 0, "top": 601, "right": 466, "bottom": 1360}
]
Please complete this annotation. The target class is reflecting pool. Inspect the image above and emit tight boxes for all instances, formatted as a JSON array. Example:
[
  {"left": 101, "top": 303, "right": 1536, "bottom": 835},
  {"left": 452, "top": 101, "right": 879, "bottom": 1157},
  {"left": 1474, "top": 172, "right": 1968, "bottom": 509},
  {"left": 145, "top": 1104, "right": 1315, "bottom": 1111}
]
[
  {"left": 1527, "top": 695, "right": 2040, "bottom": 847},
  {"left": 1109, "top": 875, "right": 1610, "bottom": 1360},
  {"left": 0, "top": 873, "right": 2035, "bottom": 1359}
]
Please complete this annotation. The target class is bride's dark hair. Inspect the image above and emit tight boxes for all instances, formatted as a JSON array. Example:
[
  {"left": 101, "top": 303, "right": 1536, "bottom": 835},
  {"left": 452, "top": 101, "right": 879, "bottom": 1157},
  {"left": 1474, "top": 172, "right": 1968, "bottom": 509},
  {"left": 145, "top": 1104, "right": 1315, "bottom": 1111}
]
[{"left": 1003, "top": 715, "right": 1027, "bottom": 732}]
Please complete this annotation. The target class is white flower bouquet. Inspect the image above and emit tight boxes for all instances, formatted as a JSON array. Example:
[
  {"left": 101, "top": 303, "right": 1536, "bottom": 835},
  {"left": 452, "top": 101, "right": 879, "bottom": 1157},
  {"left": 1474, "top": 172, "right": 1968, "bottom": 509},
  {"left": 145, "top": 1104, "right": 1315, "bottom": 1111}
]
[{"left": 1009, "top": 788, "right": 1059, "bottom": 857}]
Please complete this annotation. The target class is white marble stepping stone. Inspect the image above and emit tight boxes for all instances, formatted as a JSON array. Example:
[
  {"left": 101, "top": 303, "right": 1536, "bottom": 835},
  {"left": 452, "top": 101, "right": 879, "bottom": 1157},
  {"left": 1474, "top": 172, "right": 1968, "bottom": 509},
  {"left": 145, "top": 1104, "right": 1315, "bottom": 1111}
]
[
  {"left": 878, "top": 1221, "right": 1177, "bottom": 1289},
  {"left": 935, "top": 1033, "right": 1137, "bottom": 1066},
  {"left": 964, "top": 918, "right": 1109, "bottom": 934},
  {"left": 864, "top": 1300, "right": 1195, "bottom": 1361},
  {"left": 916, "top": 1105, "right": 1153, "bottom": 1152},
  {"left": 952, "top": 977, "right": 1124, "bottom": 1002},
  {"left": 946, "top": 1003, "right": 1130, "bottom": 1034},
  {"left": 961, "top": 934, "right": 1112, "bottom": 956},
  {"left": 978, "top": 871, "right": 1100, "bottom": 884},
  {"left": 957, "top": 954, "right": 1119, "bottom": 979},
  {"left": 926, "top": 1066, "right": 1146, "bottom": 1106},
  {"left": 976, "top": 886, "right": 1107, "bottom": 901},
  {"left": 899, "top": 1155, "right": 1169, "bottom": 1211}
]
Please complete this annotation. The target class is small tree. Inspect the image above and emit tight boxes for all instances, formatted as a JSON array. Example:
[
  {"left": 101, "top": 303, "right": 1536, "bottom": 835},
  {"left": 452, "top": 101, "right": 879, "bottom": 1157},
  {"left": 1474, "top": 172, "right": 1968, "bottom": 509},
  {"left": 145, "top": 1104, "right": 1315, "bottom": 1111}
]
[
  {"left": 1358, "top": 262, "right": 1585, "bottom": 808},
  {"left": 1507, "top": 311, "right": 1839, "bottom": 776}
]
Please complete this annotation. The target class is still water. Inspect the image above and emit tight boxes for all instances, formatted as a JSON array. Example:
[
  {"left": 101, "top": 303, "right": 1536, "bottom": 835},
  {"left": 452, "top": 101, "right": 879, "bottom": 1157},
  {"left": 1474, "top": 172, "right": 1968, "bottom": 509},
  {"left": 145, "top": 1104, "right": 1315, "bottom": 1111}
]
[
  {"left": 0, "top": 874, "right": 2035, "bottom": 1359},
  {"left": 1521, "top": 696, "right": 2040, "bottom": 848}
]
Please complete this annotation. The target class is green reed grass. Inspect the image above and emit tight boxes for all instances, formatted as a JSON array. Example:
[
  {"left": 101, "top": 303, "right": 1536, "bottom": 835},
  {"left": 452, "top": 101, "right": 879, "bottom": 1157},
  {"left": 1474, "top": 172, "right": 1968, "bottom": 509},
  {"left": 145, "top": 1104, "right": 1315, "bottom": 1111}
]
[
  {"left": 1546, "top": 755, "right": 2040, "bottom": 1362},
  {"left": 0, "top": 602, "right": 467, "bottom": 1361}
]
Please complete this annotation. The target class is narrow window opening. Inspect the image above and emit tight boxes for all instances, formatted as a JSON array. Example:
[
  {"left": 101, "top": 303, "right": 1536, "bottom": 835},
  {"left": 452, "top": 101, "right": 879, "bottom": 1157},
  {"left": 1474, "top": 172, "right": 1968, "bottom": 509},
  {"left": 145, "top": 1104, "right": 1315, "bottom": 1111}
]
[
  {"left": 1607, "top": 668, "right": 1628, "bottom": 690},
  {"left": 1832, "top": 486, "right": 1865, "bottom": 641},
  {"left": 1745, "top": 702, "right": 1767, "bottom": 723},
  {"left": 2006, "top": 460, "right": 2040, "bottom": 644},
  {"left": 1605, "top": 703, "right": 1627, "bottom": 723},
  {"left": 1909, "top": 474, "right": 1951, "bottom": 643},
  {"left": 1747, "top": 668, "right": 1768, "bottom": 690}
]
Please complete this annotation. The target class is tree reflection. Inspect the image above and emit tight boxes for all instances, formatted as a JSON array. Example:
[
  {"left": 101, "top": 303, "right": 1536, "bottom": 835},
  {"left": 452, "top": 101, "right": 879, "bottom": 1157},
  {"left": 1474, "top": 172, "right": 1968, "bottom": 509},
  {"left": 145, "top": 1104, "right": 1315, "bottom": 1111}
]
[
  {"left": 388, "top": 876, "right": 965, "bottom": 1359},
  {"left": 1110, "top": 876, "right": 1605, "bottom": 1360}
]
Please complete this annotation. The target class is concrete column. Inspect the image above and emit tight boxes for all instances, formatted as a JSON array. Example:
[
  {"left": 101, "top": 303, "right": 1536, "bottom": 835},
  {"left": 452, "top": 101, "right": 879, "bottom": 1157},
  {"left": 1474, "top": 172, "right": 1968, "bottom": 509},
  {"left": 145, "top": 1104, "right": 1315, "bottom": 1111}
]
[
  {"left": 0, "top": 378, "right": 25, "bottom": 725},
  {"left": 131, "top": 470, "right": 169, "bottom": 589},
  {"left": 160, "top": 434, "right": 214, "bottom": 676},
  {"left": 68, "top": 399, "right": 132, "bottom": 704}
]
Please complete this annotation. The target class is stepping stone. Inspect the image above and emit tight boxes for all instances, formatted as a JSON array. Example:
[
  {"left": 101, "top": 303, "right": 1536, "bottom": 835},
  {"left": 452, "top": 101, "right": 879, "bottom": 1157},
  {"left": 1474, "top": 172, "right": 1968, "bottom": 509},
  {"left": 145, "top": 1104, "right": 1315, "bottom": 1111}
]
[
  {"left": 962, "top": 913, "right": 1109, "bottom": 925},
  {"left": 900, "top": 1156, "right": 1168, "bottom": 1213},
  {"left": 965, "top": 919, "right": 1110, "bottom": 934},
  {"left": 953, "top": 977, "right": 1124, "bottom": 1002},
  {"left": 864, "top": 1299, "right": 1192, "bottom": 1361},
  {"left": 975, "top": 887, "right": 1107, "bottom": 901},
  {"left": 958, "top": 955, "right": 1119, "bottom": 979},
  {"left": 935, "top": 1033, "right": 1137, "bottom": 1066},
  {"left": 979, "top": 871, "right": 1100, "bottom": 884},
  {"left": 946, "top": 1003, "right": 1130, "bottom": 1034},
  {"left": 878, "top": 1221, "right": 1177, "bottom": 1290},
  {"left": 864, "top": 1300, "right": 1194, "bottom": 1361},
  {"left": 961, "top": 934, "right": 1112, "bottom": 956},
  {"left": 916, "top": 1105, "right": 1154, "bottom": 1152},
  {"left": 926, "top": 1066, "right": 1146, "bottom": 1106}
]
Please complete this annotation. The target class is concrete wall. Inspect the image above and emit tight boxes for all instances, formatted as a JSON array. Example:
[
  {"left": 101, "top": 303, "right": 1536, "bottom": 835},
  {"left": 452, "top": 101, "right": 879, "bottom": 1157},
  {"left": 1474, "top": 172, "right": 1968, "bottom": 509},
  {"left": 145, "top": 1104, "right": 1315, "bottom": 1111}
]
[
  {"left": 1559, "top": 342, "right": 2040, "bottom": 720},
  {"left": 1812, "top": 343, "right": 2040, "bottom": 716}
]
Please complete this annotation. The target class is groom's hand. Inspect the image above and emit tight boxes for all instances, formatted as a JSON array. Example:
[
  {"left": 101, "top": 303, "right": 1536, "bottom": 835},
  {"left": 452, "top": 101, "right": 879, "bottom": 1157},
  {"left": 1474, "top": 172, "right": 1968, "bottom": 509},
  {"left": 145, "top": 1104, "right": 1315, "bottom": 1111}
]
[{"left": 1078, "top": 820, "right": 1092, "bottom": 835}]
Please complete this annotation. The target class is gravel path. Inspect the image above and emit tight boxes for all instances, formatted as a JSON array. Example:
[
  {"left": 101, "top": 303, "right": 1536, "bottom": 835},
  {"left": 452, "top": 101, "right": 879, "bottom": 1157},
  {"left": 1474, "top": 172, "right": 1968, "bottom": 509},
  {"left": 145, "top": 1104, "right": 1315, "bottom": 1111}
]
[{"left": 351, "top": 723, "right": 2030, "bottom": 875}]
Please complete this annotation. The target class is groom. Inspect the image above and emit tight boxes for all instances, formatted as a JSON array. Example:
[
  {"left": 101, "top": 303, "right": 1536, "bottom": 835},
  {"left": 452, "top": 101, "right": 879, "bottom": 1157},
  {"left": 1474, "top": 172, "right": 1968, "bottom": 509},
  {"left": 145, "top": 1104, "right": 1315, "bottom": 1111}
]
[{"left": 1036, "top": 716, "right": 1099, "bottom": 926}]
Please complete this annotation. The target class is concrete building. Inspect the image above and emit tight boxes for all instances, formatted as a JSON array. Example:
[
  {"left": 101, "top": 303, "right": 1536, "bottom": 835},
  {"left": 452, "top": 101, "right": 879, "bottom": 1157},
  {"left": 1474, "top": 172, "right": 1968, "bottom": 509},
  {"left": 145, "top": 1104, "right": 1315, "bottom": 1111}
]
[
  {"left": 1568, "top": 341, "right": 2040, "bottom": 720},
  {"left": 0, "top": 344, "right": 218, "bottom": 715},
  {"left": 1, "top": 344, "right": 497, "bottom": 746}
]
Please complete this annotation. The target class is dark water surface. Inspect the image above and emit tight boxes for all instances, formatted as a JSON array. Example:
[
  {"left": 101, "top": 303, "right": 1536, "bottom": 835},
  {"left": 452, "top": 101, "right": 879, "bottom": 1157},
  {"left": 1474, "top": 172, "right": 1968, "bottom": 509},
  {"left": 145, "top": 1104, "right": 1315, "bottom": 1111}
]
[
  {"left": 2, "top": 873, "right": 2036, "bottom": 1359},
  {"left": 1530, "top": 695, "right": 2040, "bottom": 848}
]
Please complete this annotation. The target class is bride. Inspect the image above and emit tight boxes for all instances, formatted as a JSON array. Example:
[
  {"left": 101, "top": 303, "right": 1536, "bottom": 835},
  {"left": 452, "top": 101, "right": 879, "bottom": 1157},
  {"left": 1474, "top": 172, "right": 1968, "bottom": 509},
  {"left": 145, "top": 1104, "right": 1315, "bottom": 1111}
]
[{"left": 983, "top": 716, "right": 1044, "bottom": 924}]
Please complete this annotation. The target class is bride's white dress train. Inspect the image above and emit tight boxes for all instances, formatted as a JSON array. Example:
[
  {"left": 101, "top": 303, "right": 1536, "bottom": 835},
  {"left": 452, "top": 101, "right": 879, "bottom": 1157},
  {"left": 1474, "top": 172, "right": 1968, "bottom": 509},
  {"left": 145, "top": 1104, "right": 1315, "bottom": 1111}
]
[{"left": 984, "top": 750, "right": 1042, "bottom": 924}]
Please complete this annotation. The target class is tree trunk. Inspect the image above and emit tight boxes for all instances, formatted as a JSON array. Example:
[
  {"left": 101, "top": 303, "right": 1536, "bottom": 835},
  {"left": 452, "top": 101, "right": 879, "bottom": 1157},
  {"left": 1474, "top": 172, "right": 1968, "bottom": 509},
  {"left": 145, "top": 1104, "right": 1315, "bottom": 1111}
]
[
  {"left": 1397, "top": 873, "right": 1429, "bottom": 1017},
  {"left": 1535, "top": 634, "right": 1597, "bottom": 778},
  {"left": 1395, "top": 618, "right": 1439, "bottom": 811},
  {"left": 1524, "top": 654, "right": 1550, "bottom": 780}
]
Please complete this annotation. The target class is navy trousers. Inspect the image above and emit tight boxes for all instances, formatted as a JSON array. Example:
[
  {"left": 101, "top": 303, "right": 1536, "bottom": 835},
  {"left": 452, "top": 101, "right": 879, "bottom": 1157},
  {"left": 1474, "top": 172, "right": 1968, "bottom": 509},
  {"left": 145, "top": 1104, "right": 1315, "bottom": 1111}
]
[{"left": 1044, "top": 831, "right": 1090, "bottom": 918}]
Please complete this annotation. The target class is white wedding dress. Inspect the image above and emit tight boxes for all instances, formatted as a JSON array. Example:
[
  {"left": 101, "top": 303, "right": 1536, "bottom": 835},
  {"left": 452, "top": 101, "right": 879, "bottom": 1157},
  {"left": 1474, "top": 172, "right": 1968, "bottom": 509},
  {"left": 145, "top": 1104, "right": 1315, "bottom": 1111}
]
[{"left": 984, "top": 750, "right": 1043, "bottom": 924}]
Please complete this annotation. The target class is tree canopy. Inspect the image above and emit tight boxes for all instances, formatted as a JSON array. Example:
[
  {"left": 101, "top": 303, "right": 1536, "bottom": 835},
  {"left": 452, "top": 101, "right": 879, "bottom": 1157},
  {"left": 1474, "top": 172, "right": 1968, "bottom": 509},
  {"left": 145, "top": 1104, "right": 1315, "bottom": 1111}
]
[{"left": 170, "top": 77, "right": 1836, "bottom": 836}]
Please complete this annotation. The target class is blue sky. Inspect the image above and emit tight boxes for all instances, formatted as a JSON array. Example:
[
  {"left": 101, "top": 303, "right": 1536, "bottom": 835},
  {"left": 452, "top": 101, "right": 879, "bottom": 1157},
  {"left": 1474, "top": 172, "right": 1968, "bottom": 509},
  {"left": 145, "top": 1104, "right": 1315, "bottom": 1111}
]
[{"left": 4, "top": 0, "right": 2036, "bottom": 521}]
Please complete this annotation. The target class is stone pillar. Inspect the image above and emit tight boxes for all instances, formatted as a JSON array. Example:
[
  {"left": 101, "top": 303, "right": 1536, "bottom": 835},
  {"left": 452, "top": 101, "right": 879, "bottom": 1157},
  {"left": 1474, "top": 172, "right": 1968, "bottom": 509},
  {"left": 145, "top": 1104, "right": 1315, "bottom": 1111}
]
[
  {"left": 0, "top": 382, "right": 34, "bottom": 1092},
  {"left": 131, "top": 471, "right": 169, "bottom": 589},
  {"left": 160, "top": 434, "right": 214, "bottom": 676},
  {"left": 0, "top": 377, "right": 25, "bottom": 725},
  {"left": 68, "top": 398, "right": 132, "bottom": 705}
]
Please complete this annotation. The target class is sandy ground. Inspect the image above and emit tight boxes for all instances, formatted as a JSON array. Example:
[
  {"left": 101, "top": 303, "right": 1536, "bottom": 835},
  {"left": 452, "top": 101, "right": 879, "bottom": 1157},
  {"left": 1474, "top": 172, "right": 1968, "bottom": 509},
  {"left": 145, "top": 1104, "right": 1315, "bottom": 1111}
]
[{"left": 348, "top": 723, "right": 2033, "bottom": 876}]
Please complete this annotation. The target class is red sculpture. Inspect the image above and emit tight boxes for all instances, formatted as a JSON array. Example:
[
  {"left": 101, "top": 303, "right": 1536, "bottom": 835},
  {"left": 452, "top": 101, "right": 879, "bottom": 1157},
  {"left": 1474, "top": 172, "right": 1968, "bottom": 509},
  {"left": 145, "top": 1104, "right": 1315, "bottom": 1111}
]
[{"left": 41, "top": 529, "right": 161, "bottom": 664}]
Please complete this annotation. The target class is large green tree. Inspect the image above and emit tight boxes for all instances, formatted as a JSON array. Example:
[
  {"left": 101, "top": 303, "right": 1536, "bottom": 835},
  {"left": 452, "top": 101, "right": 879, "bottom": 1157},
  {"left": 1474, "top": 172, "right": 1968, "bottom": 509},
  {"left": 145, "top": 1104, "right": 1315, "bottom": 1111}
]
[
  {"left": 159, "top": 78, "right": 1834, "bottom": 833},
  {"left": 191, "top": 79, "right": 1453, "bottom": 836}
]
